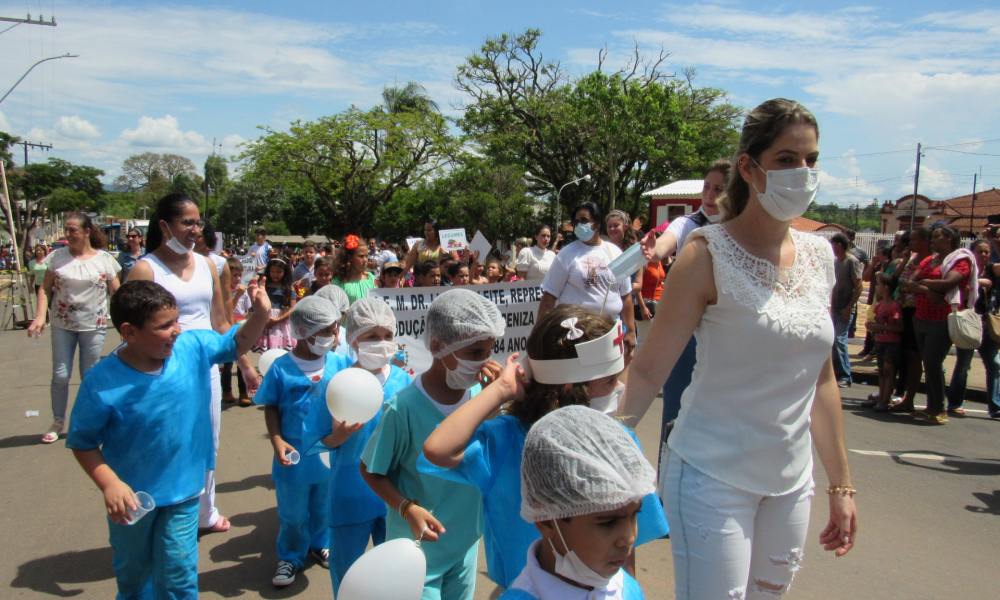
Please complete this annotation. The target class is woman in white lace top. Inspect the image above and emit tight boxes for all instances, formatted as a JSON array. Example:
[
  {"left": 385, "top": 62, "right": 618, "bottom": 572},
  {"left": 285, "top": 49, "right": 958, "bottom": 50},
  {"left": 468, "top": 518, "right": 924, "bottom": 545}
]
[{"left": 622, "top": 99, "right": 857, "bottom": 600}]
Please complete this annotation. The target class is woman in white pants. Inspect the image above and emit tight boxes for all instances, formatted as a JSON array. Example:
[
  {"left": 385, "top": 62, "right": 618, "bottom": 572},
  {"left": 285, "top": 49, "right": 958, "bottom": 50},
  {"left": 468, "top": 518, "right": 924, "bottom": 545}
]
[
  {"left": 128, "top": 193, "right": 234, "bottom": 533},
  {"left": 622, "top": 98, "right": 857, "bottom": 599}
]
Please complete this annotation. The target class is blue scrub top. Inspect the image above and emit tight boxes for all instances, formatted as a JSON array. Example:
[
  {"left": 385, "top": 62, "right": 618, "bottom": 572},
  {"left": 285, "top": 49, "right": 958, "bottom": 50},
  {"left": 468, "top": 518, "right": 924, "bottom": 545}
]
[
  {"left": 255, "top": 351, "right": 354, "bottom": 484},
  {"left": 361, "top": 380, "right": 485, "bottom": 571},
  {"left": 67, "top": 328, "right": 239, "bottom": 507},
  {"left": 303, "top": 365, "right": 412, "bottom": 526},
  {"left": 418, "top": 414, "right": 669, "bottom": 589}
]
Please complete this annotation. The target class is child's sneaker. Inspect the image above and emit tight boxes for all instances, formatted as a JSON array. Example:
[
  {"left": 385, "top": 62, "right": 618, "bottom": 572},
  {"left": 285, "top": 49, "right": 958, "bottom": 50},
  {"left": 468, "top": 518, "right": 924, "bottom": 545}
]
[
  {"left": 272, "top": 561, "right": 296, "bottom": 587},
  {"left": 309, "top": 547, "right": 330, "bottom": 569}
]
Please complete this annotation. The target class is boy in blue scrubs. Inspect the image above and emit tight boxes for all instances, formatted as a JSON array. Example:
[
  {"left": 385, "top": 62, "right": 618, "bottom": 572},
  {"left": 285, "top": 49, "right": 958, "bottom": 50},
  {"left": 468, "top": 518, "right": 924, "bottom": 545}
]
[
  {"left": 421, "top": 305, "right": 668, "bottom": 589},
  {"left": 67, "top": 279, "right": 271, "bottom": 600},
  {"left": 254, "top": 295, "right": 353, "bottom": 587},
  {"left": 301, "top": 297, "right": 412, "bottom": 595},
  {"left": 501, "top": 406, "right": 656, "bottom": 600},
  {"left": 361, "top": 289, "right": 506, "bottom": 600}
]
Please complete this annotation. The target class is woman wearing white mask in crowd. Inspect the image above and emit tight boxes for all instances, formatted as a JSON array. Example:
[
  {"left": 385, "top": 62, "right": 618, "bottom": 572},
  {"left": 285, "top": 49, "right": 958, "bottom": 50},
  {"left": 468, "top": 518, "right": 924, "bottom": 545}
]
[
  {"left": 127, "top": 193, "right": 236, "bottom": 534},
  {"left": 622, "top": 99, "right": 857, "bottom": 600},
  {"left": 537, "top": 201, "right": 637, "bottom": 363}
]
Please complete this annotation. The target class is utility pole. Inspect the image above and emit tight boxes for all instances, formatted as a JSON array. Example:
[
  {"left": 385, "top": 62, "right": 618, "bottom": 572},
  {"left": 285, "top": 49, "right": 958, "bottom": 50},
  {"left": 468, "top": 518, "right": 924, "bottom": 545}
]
[
  {"left": 971, "top": 173, "right": 978, "bottom": 236},
  {"left": 908, "top": 143, "right": 922, "bottom": 230},
  {"left": 14, "top": 141, "right": 52, "bottom": 165},
  {"left": 0, "top": 14, "right": 57, "bottom": 26}
]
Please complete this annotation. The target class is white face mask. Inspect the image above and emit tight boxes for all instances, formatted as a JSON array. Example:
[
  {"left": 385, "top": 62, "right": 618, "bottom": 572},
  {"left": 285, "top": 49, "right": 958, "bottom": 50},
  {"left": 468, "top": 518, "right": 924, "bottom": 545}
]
[
  {"left": 589, "top": 382, "right": 625, "bottom": 416},
  {"left": 574, "top": 222, "right": 596, "bottom": 243},
  {"left": 164, "top": 229, "right": 195, "bottom": 254},
  {"left": 704, "top": 209, "right": 721, "bottom": 224},
  {"left": 445, "top": 354, "right": 489, "bottom": 390},
  {"left": 751, "top": 161, "right": 821, "bottom": 222},
  {"left": 548, "top": 520, "right": 614, "bottom": 589},
  {"left": 356, "top": 340, "right": 396, "bottom": 370},
  {"left": 307, "top": 335, "right": 337, "bottom": 356}
]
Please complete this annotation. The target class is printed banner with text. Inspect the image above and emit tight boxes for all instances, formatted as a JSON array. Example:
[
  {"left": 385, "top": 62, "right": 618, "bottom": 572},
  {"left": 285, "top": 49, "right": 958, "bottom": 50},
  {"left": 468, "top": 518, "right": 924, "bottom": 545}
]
[{"left": 367, "top": 280, "right": 544, "bottom": 376}]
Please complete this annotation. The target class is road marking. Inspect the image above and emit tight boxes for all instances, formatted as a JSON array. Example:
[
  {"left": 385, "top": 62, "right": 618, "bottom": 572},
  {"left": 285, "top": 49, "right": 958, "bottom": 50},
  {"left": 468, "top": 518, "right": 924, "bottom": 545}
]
[{"left": 850, "top": 449, "right": 1000, "bottom": 465}]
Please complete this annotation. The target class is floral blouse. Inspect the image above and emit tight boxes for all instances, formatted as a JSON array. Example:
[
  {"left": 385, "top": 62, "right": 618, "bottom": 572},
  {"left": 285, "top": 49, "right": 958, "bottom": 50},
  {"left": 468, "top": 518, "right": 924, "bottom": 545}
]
[{"left": 44, "top": 248, "right": 121, "bottom": 331}]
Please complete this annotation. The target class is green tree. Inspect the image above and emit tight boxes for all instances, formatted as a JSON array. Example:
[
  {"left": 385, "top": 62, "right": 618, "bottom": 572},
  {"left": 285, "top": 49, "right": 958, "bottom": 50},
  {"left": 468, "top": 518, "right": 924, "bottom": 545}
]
[
  {"left": 239, "top": 106, "right": 459, "bottom": 237},
  {"left": 381, "top": 81, "right": 440, "bottom": 114},
  {"left": 114, "top": 152, "right": 200, "bottom": 214},
  {"left": 203, "top": 154, "right": 228, "bottom": 218},
  {"left": 455, "top": 30, "right": 740, "bottom": 219},
  {"left": 213, "top": 181, "right": 286, "bottom": 238},
  {"left": 170, "top": 171, "right": 204, "bottom": 201}
]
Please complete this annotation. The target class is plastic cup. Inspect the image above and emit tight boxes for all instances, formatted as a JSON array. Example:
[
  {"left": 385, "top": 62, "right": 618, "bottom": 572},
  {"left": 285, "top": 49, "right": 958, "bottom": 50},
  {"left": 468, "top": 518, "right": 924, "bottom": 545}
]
[
  {"left": 287, "top": 450, "right": 300, "bottom": 465},
  {"left": 125, "top": 491, "right": 156, "bottom": 525}
]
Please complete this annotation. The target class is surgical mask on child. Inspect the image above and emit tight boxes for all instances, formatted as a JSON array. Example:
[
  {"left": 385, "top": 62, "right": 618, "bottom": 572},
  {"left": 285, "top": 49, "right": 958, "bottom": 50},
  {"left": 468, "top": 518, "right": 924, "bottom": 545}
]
[
  {"left": 445, "top": 354, "right": 489, "bottom": 390},
  {"left": 574, "top": 222, "right": 596, "bottom": 243},
  {"left": 751, "top": 159, "right": 820, "bottom": 221},
  {"left": 356, "top": 340, "right": 396, "bottom": 370},
  {"left": 307, "top": 335, "right": 337, "bottom": 355},
  {"left": 589, "top": 382, "right": 625, "bottom": 416},
  {"left": 548, "top": 520, "right": 614, "bottom": 589},
  {"left": 164, "top": 229, "right": 195, "bottom": 254}
]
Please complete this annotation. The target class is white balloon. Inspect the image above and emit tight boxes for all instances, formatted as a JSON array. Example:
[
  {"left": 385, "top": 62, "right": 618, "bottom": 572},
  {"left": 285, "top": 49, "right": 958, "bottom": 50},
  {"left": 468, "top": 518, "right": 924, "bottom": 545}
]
[
  {"left": 338, "top": 538, "right": 426, "bottom": 600},
  {"left": 326, "top": 367, "right": 385, "bottom": 424},
  {"left": 258, "top": 349, "right": 288, "bottom": 376}
]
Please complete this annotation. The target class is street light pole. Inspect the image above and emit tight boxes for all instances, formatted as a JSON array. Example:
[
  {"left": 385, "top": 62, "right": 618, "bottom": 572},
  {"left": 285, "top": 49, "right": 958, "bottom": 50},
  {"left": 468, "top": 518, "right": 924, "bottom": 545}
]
[
  {"left": 0, "top": 54, "right": 79, "bottom": 105},
  {"left": 526, "top": 173, "right": 591, "bottom": 225}
]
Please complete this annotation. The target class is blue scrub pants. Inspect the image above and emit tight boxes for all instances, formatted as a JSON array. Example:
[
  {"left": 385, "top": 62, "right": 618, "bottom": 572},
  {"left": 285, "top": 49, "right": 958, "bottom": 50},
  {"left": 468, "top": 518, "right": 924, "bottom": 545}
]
[
  {"left": 661, "top": 335, "right": 697, "bottom": 448},
  {"left": 275, "top": 479, "right": 330, "bottom": 568},
  {"left": 107, "top": 496, "right": 199, "bottom": 600},
  {"left": 423, "top": 542, "right": 479, "bottom": 600},
  {"left": 329, "top": 516, "right": 386, "bottom": 596}
]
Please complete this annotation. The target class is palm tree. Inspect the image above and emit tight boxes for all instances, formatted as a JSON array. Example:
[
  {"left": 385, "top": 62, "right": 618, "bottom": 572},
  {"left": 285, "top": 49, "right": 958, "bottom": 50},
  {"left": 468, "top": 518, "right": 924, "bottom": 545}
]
[{"left": 381, "top": 81, "right": 439, "bottom": 114}]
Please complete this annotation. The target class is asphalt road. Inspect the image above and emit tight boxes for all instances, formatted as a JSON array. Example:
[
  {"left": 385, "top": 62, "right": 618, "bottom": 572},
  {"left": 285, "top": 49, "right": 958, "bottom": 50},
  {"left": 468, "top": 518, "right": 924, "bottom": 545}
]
[{"left": 2, "top": 329, "right": 998, "bottom": 599}]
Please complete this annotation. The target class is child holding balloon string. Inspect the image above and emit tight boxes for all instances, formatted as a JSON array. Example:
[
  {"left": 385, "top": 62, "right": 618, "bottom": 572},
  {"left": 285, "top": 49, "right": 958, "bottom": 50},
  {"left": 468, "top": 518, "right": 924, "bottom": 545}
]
[
  {"left": 301, "top": 297, "right": 412, "bottom": 596},
  {"left": 420, "top": 304, "right": 668, "bottom": 590},
  {"left": 253, "top": 296, "right": 354, "bottom": 587},
  {"left": 361, "top": 288, "right": 506, "bottom": 600},
  {"left": 500, "top": 405, "right": 655, "bottom": 599}
]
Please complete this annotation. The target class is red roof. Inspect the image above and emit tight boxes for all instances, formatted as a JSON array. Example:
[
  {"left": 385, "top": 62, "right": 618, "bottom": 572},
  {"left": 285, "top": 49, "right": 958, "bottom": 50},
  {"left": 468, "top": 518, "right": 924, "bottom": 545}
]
[
  {"left": 941, "top": 188, "right": 1000, "bottom": 233},
  {"left": 790, "top": 216, "right": 829, "bottom": 232}
]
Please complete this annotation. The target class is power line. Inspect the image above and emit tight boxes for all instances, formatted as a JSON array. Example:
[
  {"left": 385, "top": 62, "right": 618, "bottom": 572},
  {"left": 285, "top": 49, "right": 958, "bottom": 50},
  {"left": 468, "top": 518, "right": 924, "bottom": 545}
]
[{"left": 927, "top": 148, "right": 1000, "bottom": 157}]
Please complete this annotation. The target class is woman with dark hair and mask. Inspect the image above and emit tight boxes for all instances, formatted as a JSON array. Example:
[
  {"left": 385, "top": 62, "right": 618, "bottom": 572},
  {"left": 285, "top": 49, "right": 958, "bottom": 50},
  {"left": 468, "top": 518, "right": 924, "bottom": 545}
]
[
  {"left": 126, "top": 193, "right": 237, "bottom": 534},
  {"left": 622, "top": 99, "right": 857, "bottom": 600},
  {"left": 537, "top": 201, "right": 637, "bottom": 363}
]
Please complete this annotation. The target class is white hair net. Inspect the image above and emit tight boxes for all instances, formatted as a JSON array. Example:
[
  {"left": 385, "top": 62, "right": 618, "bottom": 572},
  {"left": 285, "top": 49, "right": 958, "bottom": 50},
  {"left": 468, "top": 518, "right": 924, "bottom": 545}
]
[
  {"left": 288, "top": 296, "right": 341, "bottom": 340},
  {"left": 314, "top": 284, "right": 350, "bottom": 315},
  {"left": 425, "top": 288, "right": 505, "bottom": 358},
  {"left": 345, "top": 297, "right": 397, "bottom": 344},
  {"left": 520, "top": 405, "right": 656, "bottom": 523}
]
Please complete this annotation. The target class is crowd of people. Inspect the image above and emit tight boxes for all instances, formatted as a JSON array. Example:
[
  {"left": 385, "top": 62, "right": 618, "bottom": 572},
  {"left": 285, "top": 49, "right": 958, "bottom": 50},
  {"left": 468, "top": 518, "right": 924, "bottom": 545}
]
[{"left": 21, "top": 97, "right": 873, "bottom": 600}]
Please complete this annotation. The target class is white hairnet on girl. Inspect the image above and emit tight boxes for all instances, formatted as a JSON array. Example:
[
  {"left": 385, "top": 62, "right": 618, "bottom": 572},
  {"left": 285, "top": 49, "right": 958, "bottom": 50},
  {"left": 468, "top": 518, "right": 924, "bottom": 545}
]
[
  {"left": 345, "top": 297, "right": 397, "bottom": 344},
  {"left": 288, "top": 296, "right": 341, "bottom": 340},
  {"left": 520, "top": 405, "right": 656, "bottom": 523},
  {"left": 425, "top": 288, "right": 505, "bottom": 358},
  {"left": 314, "top": 284, "right": 350, "bottom": 315}
]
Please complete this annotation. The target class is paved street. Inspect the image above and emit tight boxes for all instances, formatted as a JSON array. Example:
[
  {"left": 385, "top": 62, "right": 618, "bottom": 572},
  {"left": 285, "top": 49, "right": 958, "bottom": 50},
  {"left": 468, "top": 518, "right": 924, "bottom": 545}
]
[{"left": 2, "top": 327, "right": 999, "bottom": 599}]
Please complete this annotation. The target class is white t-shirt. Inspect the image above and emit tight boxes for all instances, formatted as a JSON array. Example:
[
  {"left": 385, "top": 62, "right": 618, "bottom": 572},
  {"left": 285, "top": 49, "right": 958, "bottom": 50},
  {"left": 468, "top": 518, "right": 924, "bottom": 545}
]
[
  {"left": 44, "top": 248, "right": 121, "bottom": 331},
  {"left": 507, "top": 539, "right": 629, "bottom": 600},
  {"left": 248, "top": 242, "right": 271, "bottom": 271},
  {"left": 416, "top": 374, "right": 473, "bottom": 417},
  {"left": 540, "top": 240, "right": 631, "bottom": 317},
  {"left": 665, "top": 208, "right": 714, "bottom": 254},
  {"left": 290, "top": 353, "right": 326, "bottom": 382},
  {"left": 515, "top": 246, "right": 556, "bottom": 281}
]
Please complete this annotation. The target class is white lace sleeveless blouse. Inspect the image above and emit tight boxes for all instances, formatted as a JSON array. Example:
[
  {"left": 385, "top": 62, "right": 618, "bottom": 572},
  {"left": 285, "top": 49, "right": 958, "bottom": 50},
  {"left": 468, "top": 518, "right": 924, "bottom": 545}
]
[{"left": 667, "top": 225, "right": 835, "bottom": 496}]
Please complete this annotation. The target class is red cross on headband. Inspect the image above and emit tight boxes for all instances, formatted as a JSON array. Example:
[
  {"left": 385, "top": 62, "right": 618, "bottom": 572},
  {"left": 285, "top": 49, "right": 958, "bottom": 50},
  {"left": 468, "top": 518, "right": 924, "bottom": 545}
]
[{"left": 528, "top": 320, "right": 626, "bottom": 385}]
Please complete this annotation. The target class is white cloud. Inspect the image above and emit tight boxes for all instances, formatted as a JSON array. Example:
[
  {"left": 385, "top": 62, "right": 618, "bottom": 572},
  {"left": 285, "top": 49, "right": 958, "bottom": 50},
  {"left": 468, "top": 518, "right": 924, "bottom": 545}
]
[
  {"left": 119, "top": 115, "right": 209, "bottom": 153},
  {"left": 0, "top": 109, "right": 10, "bottom": 132},
  {"left": 54, "top": 116, "right": 101, "bottom": 139}
]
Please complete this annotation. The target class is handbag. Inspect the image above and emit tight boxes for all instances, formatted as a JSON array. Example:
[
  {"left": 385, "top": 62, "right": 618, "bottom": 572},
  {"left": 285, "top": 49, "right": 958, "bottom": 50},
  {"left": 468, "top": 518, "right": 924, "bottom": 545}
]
[
  {"left": 985, "top": 311, "right": 1000, "bottom": 343},
  {"left": 948, "top": 306, "right": 982, "bottom": 349}
]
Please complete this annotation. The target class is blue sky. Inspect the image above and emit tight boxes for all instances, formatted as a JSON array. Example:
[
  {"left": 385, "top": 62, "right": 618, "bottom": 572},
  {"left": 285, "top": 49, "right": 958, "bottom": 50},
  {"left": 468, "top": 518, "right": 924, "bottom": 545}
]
[{"left": 1, "top": 0, "right": 998, "bottom": 209}]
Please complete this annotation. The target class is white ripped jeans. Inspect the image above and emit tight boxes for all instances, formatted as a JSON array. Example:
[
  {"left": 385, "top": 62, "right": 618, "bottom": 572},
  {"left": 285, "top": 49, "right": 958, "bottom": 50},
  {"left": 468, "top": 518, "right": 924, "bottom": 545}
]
[{"left": 660, "top": 449, "right": 814, "bottom": 600}]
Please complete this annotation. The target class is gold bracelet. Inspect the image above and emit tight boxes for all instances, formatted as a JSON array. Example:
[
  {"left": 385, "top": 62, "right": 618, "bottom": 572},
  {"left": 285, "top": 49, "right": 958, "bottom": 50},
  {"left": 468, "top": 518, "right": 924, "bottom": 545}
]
[{"left": 827, "top": 485, "right": 857, "bottom": 497}]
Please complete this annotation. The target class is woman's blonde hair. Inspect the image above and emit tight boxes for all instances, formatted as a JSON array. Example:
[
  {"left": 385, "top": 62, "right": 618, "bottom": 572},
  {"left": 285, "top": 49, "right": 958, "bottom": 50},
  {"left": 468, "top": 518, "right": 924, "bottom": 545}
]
[{"left": 718, "top": 99, "right": 818, "bottom": 222}]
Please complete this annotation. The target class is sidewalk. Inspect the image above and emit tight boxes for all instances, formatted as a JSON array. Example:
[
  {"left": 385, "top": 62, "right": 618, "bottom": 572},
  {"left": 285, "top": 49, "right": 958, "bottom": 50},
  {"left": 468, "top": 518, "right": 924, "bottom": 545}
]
[{"left": 853, "top": 301, "right": 989, "bottom": 404}]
